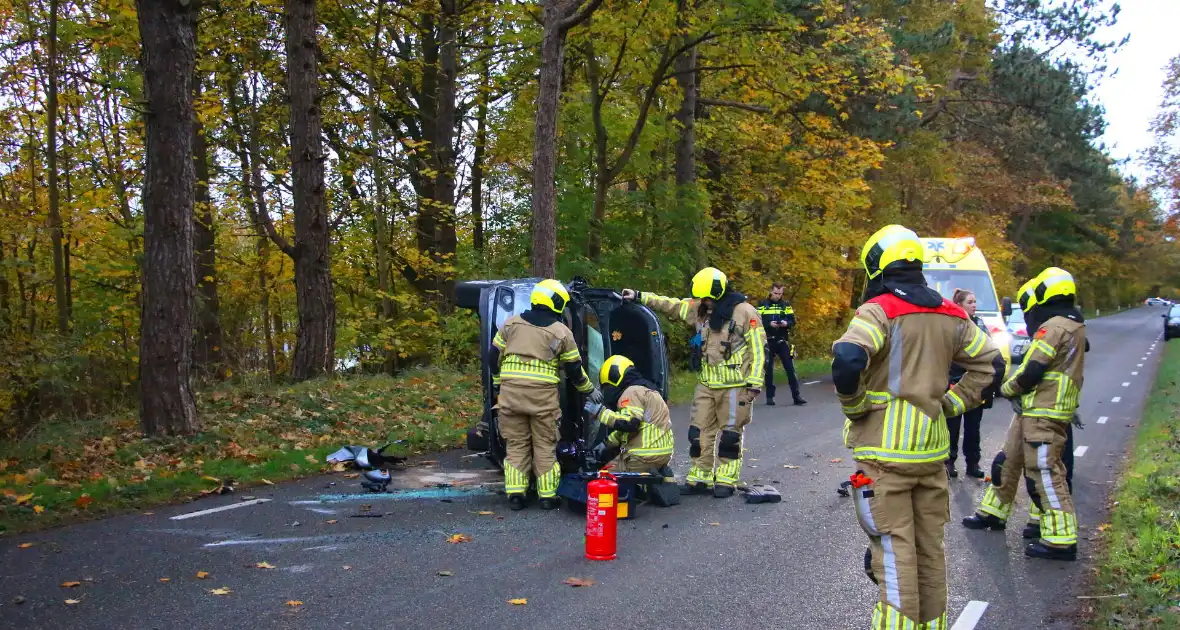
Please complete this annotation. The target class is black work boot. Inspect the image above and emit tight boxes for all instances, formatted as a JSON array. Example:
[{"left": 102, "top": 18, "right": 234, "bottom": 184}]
[
  {"left": 966, "top": 464, "right": 986, "bottom": 479},
  {"left": 962, "top": 513, "right": 1006, "bottom": 530},
  {"left": 1022, "top": 522, "right": 1040, "bottom": 539},
  {"left": 793, "top": 396, "right": 807, "bottom": 406},
  {"left": 765, "top": 398, "right": 776, "bottom": 406},
  {"left": 1025, "top": 542, "right": 1077, "bottom": 561},
  {"left": 508, "top": 495, "right": 527, "bottom": 511},
  {"left": 945, "top": 461, "right": 958, "bottom": 478},
  {"left": 538, "top": 497, "right": 560, "bottom": 510},
  {"left": 680, "top": 482, "right": 711, "bottom": 496},
  {"left": 712, "top": 484, "right": 735, "bottom": 498}
]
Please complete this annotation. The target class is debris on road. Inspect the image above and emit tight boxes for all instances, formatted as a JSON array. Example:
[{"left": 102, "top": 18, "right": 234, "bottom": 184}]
[
  {"left": 286, "top": 600, "right": 303, "bottom": 607},
  {"left": 507, "top": 598, "right": 528, "bottom": 605},
  {"left": 562, "top": 577, "right": 595, "bottom": 587},
  {"left": 741, "top": 484, "right": 782, "bottom": 504},
  {"left": 447, "top": 533, "right": 472, "bottom": 544},
  {"left": 209, "top": 588, "right": 232, "bottom": 596},
  {"left": 438, "top": 570, "right": 454, "bottom": 577},
  {"left": 196, "top": 571, "right": 209, "bottom": 579}
]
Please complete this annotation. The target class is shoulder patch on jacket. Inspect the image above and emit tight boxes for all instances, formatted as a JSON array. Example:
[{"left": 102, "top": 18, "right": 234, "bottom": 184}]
[
  {"left": 750, "top": 318, "right": 759, "bottom": 327},
  {"left": 1035, "top": 328, "right": 1048, "bottom": 339}
]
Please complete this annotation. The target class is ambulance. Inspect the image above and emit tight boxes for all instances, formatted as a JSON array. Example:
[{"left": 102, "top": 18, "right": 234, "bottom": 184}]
[{"left": 920, "top": 236, "right": 1013, "bottom": 364}]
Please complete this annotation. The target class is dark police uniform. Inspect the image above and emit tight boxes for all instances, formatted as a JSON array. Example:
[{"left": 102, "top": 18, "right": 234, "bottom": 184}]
[{"left": 757, "top": 297, "right": 804, "bottom": 405}]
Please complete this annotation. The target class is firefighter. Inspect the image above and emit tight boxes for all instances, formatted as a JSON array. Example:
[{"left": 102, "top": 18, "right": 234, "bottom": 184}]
[
  {"left": 833, "top": 225, "right": 999, "bottom": 629},
  {"left": 757, "top": 282, "right": 806, "bottom": 406},
  {"left": 963, "top": 268, "right": 1086, "bottom": 561},
  {"left": 490, "top": 279, "right": 600, "bottom": 511},
  {"left": 621, "top": 267, "right": 766, "bottom": 498},
  {"left": 590, "top": 355, "right": 674, "bottom": 474}
]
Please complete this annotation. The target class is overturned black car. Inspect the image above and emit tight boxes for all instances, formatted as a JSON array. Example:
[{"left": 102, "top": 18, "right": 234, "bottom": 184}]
[{"left": 455, "top": 277, "right": 678, "bottom": 515}]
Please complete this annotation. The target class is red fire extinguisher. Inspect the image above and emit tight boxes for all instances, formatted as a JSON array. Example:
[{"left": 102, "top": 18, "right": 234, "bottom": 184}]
[{"left": 585, "top": 469, "right": 618, "bottom": 561}]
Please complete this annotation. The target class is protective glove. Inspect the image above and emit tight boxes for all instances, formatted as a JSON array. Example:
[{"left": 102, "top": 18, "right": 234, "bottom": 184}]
[
  {"left": 1072, "top": 413, "right": 1085, "bottom": 430},
  {"left": 621, "top": 288, "right": 639, "bottom": 301},
  {"left": 583, "top": 400, "right": 604, "bottom": 420},
  {"left": 1010, "top": 397, "right": 1024, "bottom": 416},
  {"left": 612, "top": 416, "right": 642, "bottom": 433},
  {"left": 588, "top": 386, "right": 604, "bottom": 405},
  {"left": 744, "top": 388, "right": 761, "bottom": 404}
]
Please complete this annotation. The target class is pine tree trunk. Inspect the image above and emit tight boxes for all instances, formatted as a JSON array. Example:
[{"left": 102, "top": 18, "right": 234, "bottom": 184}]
[
  {"left": 136, "top": 0, "right": 200, "bottom": 436},
  {"left": 471, "top": 44, "right": 489, "bottom": 252},
  {"left": 433, "top": 0, "right": 458, "bottom": 311},
  {"left": 530, "top": 4, "right": 565, "bottom": 278},
  {"left": 284, "top": 0, "right": 336, "bottom": 379}
]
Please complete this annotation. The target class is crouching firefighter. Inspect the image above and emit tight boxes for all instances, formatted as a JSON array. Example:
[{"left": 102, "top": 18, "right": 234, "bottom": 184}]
[
  {"left": 833, "top": 225, "right": 999, "bottom": 630},
  {"left": 588, "top": 355, "right": 675, "bottom": 475},
  {"left": 963, "top": 268, "right": 1086, "bottom": 561},
  {"left": 622, "top": 267, "right": 766, "bottom": 498},
  {"left": 491, "top": 279, "right": 601, "bottom": 511}
]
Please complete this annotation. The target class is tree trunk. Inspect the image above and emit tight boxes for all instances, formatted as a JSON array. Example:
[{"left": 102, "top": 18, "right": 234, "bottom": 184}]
[
  {"left": 192, "top": 79, "right": 224, "bottom": 379},
  {"left": 135, "top": 0, "right": 200, "bottom": 435},
  {"left": 432, "top": 0, "right": 458, "bottom": 311},
  {"left": 673, "top": 24, "right": 701, "bottom": 267},
  {"left": 284, "top": 0, "right": 337, "bottom": 379},
  {"left": 471, "top": 37, "right": 490, "bottom": 252},
  {"left": 586, "top": 39, "right": 608, "bottom": 262},
  {"left": 369, "top": 0, "right": 395, "bottom": 374},
  {"left": 47, "top": 0, "right": 68, "bottom": 335}
]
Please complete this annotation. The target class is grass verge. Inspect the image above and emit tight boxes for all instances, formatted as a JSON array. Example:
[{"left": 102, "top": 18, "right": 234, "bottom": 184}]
[
  {"left": 668, "top": 357, "right": 829, "bottom": 405},
  {"left": 1085, "top": 341, "right": 1180, "bottom": 628},
  {"left": 0, "top": 368, "right": 480, "bottom": 535}
]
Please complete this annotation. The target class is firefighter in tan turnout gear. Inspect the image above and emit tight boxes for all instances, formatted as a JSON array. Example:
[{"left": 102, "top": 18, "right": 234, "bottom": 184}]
[
  {"left": 622, "top": 267, "right": 765, "bottom": 498},
  {"left": 491, "top": 279, "right": 600, "bottom": 511},
  {"left": 833, "top": 225, "right": 999, "bottom": 630},
  {"left": 588, "top": 355, "right": 675, "bottom": 473},
  {"left": 963, "top": 267, "right": 1085, "bottom": 562}
]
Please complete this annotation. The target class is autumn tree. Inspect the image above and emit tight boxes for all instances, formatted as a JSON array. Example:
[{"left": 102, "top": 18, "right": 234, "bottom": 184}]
[{"left": 135, "top": 0, "right": 200, "bottom": 435}]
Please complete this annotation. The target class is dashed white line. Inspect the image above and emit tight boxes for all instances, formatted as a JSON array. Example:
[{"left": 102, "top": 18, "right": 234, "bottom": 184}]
[
  {"left": 1097, "top": 416, "right": 1108, "bottom": 424},
  {"left": 170, "top": 498, "right": 272, "bottom": 521},
  {"left": 1074, "top": 446, "right": 1089, "bottom": 457},
  {"left": 1137, "top": 363, "right": 1144, "bottom": 367},
  {"left": 1132, "top": 371, "right": 1139, "bottom": 376},
  {"left": 804, "top": 380, "right": 820, "bottom": 385},
  {"left": 1112, "top": 396, "right": 1122, "bottom": 403},
  {"left": 951, "top": 601, "right": 990, "bottom": 630},
  {"left": 1122, "top": 382, "right": 1131, "bottom": 387}
]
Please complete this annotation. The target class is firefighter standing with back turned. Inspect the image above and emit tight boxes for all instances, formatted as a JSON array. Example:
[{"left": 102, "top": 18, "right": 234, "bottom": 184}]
[
  {"left": 962, "top": 267, "right": 1086, "bottom": 561},
  {"left": 490, "top": 279, "right": 601, "bottom": 511},
  {"left": 622, "top": 267, "right": 766, "bottom": 498},
  {"left": 833, "top": 225, "right": 998, "bottom": 629},
  {"left": 757, "top": 282, "right": 807, "bottom": 406}
]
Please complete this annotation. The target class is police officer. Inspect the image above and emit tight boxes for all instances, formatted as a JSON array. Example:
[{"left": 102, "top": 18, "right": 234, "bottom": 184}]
[
  {"left": 622, "top": 267, "right": 766, "bottom": 498},
  {"left": 491, "top": 279, "right": 601, "bottom": 511},
  {"left": 833, "top": 225, "right": 998, "bottom": 629},
  {"left": 757, "top": 282, "right": 806, "bottom": 406},
  {"left": 589, "top": 355, "right": 674, "bottom": 474},
  {"left": 964, "top": 268, "right": 1086, "bottom": 561}
]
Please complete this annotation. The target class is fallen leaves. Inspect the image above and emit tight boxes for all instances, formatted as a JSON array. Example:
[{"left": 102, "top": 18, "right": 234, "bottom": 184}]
[
  {"left": 158, "top": 578, "right": 171, "bottom": 583},
  {"left": 75, "top": 494, "right": 93, "bottom": 509},
  {"left": 783, "top": 465, "right": 800, "bottom": 469},
  {"left": 709, "top": 522, "right": 721, "bottom": 526},
  {"left": 17, "top": 543, "right": 35, "bottom": 549},
  {"left": 255, "top": 561, "right": 276, "bottom": 569},
  {"left": 260, "top": 479, "right": 275, "bottom": 486},
  {"left": 209, "top": 587, "right": 232, "bottom": 596},
  {"left": 325, "top": 519, "right": 338, "bottom": 524},
  {"left": 15, "top": 493, "right": 33, "bottom": 505},
  {"left": 305, "top": 454, "right": 319, "bottom": 464},
  {"left": 507, "top": 598, "right": 528, "bottom": 605},
  {"left": 1148, "top": 573, "right": 1164, "bottom": 583},
  {"left": 829, "top": 458, "right": 843, "bottom": 463},
  {"left": 437, "top": 570, "right": 454, "bottom": 577},
  {"left": 447, "top": 533, "right": 472, "bottom": 544},
  {"left": 475, "top": 511, "right": 495, "bottom": 516},
  {"left": 285, "top": 600, "right": 303, "bottom": 607},
  {"left": 196, "top": 571, "right": 210, "bottom": 579},
  {"left": 1097, "top": 523, "right": 1112, "bottom": 532},
  {"left": 64, "top": 599, "right": 81, "bottom": 605},
  {"left": 60, "top": 581, "right": 81, "bottom": 588},
  {"left": 33, "top": 505, "right": 45, "bottom": 514},
  {"left": 562, "top": 577, "right": 595, "bottom": 587}
]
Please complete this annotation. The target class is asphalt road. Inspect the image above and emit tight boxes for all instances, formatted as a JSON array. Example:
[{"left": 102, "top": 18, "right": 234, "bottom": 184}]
[{"left": 0, "top": 307, "right": 1164, "bottom": 630}]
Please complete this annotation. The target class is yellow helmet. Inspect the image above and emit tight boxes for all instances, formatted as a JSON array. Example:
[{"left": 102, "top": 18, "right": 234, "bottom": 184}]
[
  {"left": 1030, "top": 267, "right": 1076, "bottom": 307},
  {"left": 691, "top": 267, "right": 727, "bottom": 300},
  {"left": 860, "top": 225, "right": 924, "bottom": 279},
  {"left": 530, "top": 279, "right": 570, "bottom": 315},
  {"left": 1016, "top": 277, "right": 1039, "bottom": 312},
  {"left": 599, "top": 355, "right": 635, "bottom": 388}
]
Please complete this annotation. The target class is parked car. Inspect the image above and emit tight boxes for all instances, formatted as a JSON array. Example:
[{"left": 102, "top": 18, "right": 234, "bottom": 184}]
[
  {"left": 1146, "top": 297, "right": 1170, "bottom": 306},
  {"left": 1164, "top": 304, "right": 1180, "bottom": 341},
  {"left": 1004, "top": 305, "right": 1031, "bottom": 361}
]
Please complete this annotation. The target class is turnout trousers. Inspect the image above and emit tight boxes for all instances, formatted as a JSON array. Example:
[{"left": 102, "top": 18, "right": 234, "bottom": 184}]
[
  {"left": 976, "top": 414, "right": 1077, "bottom": 548},
  {"left": 685, "top": 384, "right": 752, "bottom": 488},
  {"left": 852, "top": 460, "right": 950, "bottom": 629},
  {"left": 497, "top": 384, "right": 561, "bottom": 499}
]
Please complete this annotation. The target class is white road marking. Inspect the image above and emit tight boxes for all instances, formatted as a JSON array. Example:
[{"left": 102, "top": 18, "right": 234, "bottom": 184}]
[
  {"left": 951, "top": 601, "right": 990, "bottom": 630},
  {"left": 1132, "top": 371, "right": 1139, "bottom": 376},
  {"left": 1112, "top": 397, "right": 1122, "bottom": 403},
  {"left": 1122, "top": 382, "right": 1131, "bottom": 387},
  {"left": 1138, "top": 363, "right": 1144, "bottom": 367},
  {"left": 804, "top": 381, "right": 821, "bottom": 385},
  {"left": 170, "top": 498, "right": 271, "bottom": 521},
  {"left": 204, "top": 536, "right": 310, "bottom": 547},
  {"left": 1097, "top": 416, "right": 1108, "bottom": 424},
  {"left": 1074, "top": 446, "right": 1089, "bottom": 457}
]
